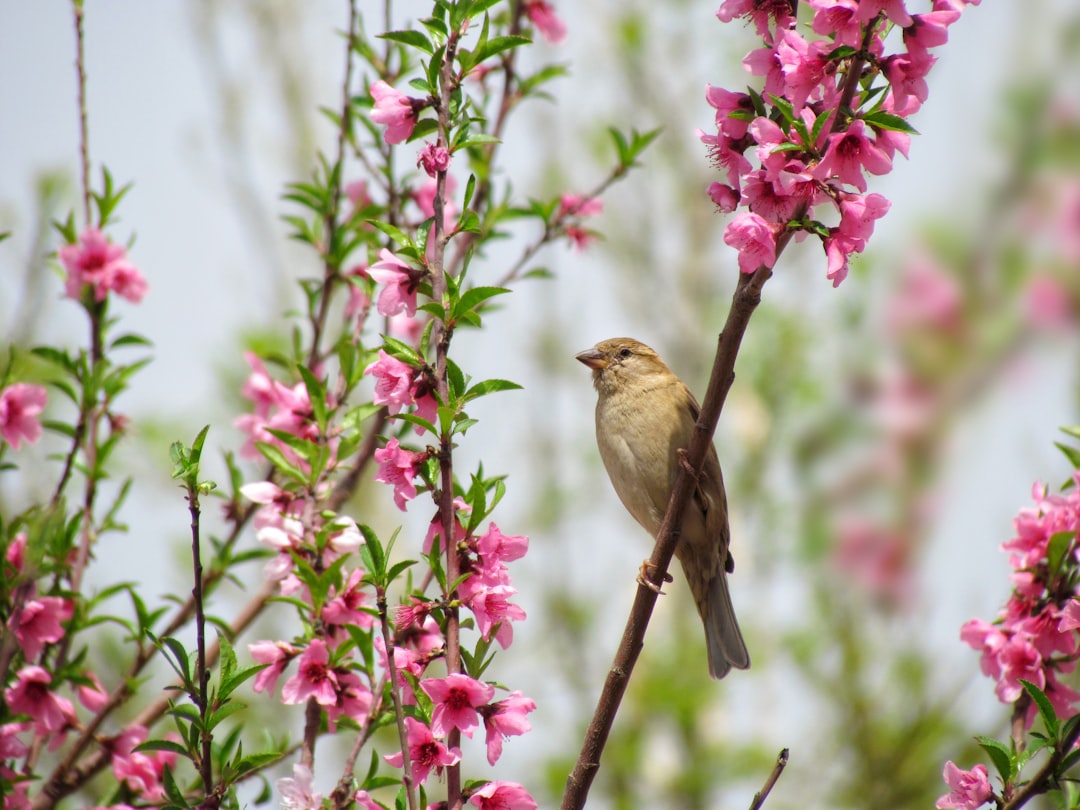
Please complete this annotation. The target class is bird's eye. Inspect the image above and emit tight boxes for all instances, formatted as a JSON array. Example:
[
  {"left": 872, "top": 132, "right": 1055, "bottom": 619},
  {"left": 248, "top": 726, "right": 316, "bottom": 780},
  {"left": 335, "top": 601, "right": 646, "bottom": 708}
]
[{"left": 618, "top": 348, "right": 633, "bottom": 359}]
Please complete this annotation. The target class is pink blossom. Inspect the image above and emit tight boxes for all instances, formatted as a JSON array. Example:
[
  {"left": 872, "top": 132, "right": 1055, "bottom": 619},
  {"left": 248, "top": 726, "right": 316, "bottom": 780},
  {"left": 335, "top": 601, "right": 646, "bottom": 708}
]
[
  {"left": 422, "top": 673, "right": 495, "bottom": 737},
  {"left": 1059, "top": 599, "right": 1080, "bottom": 633},
  {"left": 374, "top": 635, "right": 426, "bottom": 699},
  {"left": 412, "top": 174, "right": 457, "bottom": 225},
  {"left": 775, "top": 29, "right": 831, "bottom": 113},
  {"left": 425, "top": 497, "right": 470, "bottom": 554},
  {"left": 374, "top": 438, "right": 427, "bottom": 510},
  {"left": 368, "top": 249, "right": 422, "bottom": 318},
  {"left": 249, "top": 640, "right": 299, "bottom": 695},
  {"left": 723, "top": 212, "right": 778, "bottom": 274},
  {"left": 477, "top": 523, "right": 529, "bottom": 566},
  {"left": 281, "top": 639, "right": 339, "bottom": 706},
  {"left": 743, "top": 171, "right": 803, "bottom": 223},
  {"left": 5, "top": 666, "right": 76, "bottom": 736},
  {"left": 707, "top": 182, "right": 740, "bottom": 213},
  {"left": 809, "top": 0, "right": 863, "bottom": 47},
  {"left": 815, "top": 120, "right": 892, "bottom": 192},
  {"left": 1024, "top": 276, "right": 1074, "bottom": 331},
  {"left": 77, "top": 673, "right": 110, "bottom": 712},
  {"left": 278, "top": 763, "right": 323, "bottom": 810},
  {"left": 365, "top": 350, "right": 418, "bottom": 414},
  {"left": 705, "top": 85, "right": 753, "bottom": 139},
  {"left": 322, "top": 568, "right": 375, "bottom": 630},
  {"left": 389, "top": 312, "right": 424, "bottom": 346},
  {"left": 370, "top": 81, "right": 418, "bottom": 145},
  {"left": 524, "top": 2, "right": 566, "bottom": 44},
  {"left": 935, "top": 762, "right": 991, "bottom": 810},
  {"left": 742, "top": 45, "right": 785, "bottom": 101},
  {"left": 836, "top": 192, "right": 891, "bottom": 250},
  {"left": 418, "top": 142, "right": 452, "bottom": 177},
  {"left": 883, "top": 51, "right": 935, "bottom": 115},
  {"left": 354, "top": 790, "right": 382, "bottom": 810},
  {"left": 749, "top": 117, "right": 791, "bottom": 183},
  {"left": 110, "top": 726, "right": 177, "bottom": 802},
  {"left": 0, "top": 722, "right": 31, "bottom": 760},
  {"left": 6, "top": 532, "right": 27, "bottom": 572},
  {"left": 345, "top": 180, "right": 372, "bottom": 213},
  {"left": 325, "top": 670, "right": 374, "bottom": 732},
  {"left": 58, "top": 228, "right": 148, "bottom": 303},
  {"left": 558, "top": 194, "right": 603, "bottom": 219},
  {"left": 887, "top": 252, "right": 961, "bottom": 333},
  {"left": 717, "top": 0, "right": 795, "bottom": 39},
  {"left": 904, "top": 10, "right": 960, "bottom": 60},
  {"left": 10, "top": 594, "right": 72, "bottom": 660},
  {"left": 470, "top": 781, "right": 538, "bottom": 810},
  {"left": 0, "top": 383, "right": 47, "bottom": 450},
  {"left": 459, "top": 579, "right": 526, "bottom": 649},
  {"left": 857, "top": 0, "right": 912, "bottom": 28},
  {"left": 384, "top": 717, "right": 461, "bottom": 785},
  {"left": 832, "top": 518, "right": 911, "bottom": 605},
  {"left": 700, "top": 129, "right": 753, "bottom": 188},
  {"left": 480, "top": 691, "right": 536, "bottom": 765}
]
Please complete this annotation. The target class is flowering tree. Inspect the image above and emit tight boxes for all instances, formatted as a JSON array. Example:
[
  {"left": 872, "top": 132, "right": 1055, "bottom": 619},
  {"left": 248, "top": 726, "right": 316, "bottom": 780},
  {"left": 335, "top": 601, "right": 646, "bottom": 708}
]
[{"left": 4, "top": 1, "right": 1080, "bottom": 810}]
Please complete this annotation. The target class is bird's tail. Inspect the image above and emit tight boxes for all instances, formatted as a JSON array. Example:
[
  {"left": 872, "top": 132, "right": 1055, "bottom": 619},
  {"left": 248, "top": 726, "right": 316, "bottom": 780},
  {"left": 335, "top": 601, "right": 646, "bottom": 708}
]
[{"left": 703, "top": 570, "right": 750, "bottom": 679}]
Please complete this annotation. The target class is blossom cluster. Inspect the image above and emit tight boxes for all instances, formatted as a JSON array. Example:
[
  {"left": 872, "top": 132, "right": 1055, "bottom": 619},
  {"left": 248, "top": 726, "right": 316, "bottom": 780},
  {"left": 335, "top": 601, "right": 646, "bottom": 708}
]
[
  {"left": 960, "top": 476, "right": 1080, "bottom": 720},
  {"left": 58, "top": 227, "right": 147, "bottom": 303},
  {"left": 706, "top": 0, "right": 981, "bottom": 285}
]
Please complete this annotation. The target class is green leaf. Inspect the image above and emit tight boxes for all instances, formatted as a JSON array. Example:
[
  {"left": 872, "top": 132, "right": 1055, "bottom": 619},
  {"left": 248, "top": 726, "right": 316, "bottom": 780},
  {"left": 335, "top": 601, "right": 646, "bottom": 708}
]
[
  {"left": 454, "top": 286, "right": 509, "bottom": 320},
  {"left": 297, "top": 365, "right": 328, "bottom": 428},
  {"left": 472, "top": 34, "right": 532, "bottom": 65},
  {"left": 463, "top": 378, "right": 522, "bottom": 403},
  {"left": 1021, "top": 679, "right": 1060, "bottom": 738},
  {"left": 379, "top": 29, "right": 434, "bottom": 54},
  {"left": 367, "top": 220, "right": 414, "bottom": 249},
  {"left": 975, "top": 736, "right": 1012, "bottom": 782},
  {"left": 862, "top": 110, "right": 920, "bottom": 134},
  {"left": 1054, "top": 441, "right": 1080, "bottom": 471},
  {"left": 381, "top": 335, "right": 423, "bottom": 366}
]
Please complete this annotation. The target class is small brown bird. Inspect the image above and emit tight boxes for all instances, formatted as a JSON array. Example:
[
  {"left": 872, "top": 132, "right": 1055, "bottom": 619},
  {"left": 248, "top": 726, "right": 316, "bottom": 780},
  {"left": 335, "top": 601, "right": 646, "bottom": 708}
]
[{"left": 576, "top": 337, "right": 750, "bottom": 679}]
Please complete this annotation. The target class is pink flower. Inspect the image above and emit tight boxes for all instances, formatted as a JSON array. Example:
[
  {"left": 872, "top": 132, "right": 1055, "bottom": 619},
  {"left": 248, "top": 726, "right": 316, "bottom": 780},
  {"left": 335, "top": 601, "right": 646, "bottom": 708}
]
[
  {"left": 994, "top": 634, "right": 1044, "bottom": 703},
  {"left": 0, "top": 383, "right": 47, "bottom": 450},
  {"left": 815, "top": 119, "right": 893, "bottom": 192},
  {"left": 6, "top": 532, "right": 27, "bottom": 572},
  {"left": 368, "top": 249, "right": 423, "bottom": 318},
  {"left": 384, "top": 717, "right": 461, "bottom": 785},
  {"left": 904, "top": 10, "right": 960, "bottom": 60},
  {"left": 700, "top": 129, "right": 753, "bottom": 188},
  {"left": 723, "top": 212, "right": 778, "bottom": 274},
  {"left": 707, "top": 182, "right": 740, "bottom": 213},
  {"left": 470, "top": 781, "right": 538, "bottom": 810},
  {"left": 705, "top": 85, "right": 753, "bottom": 139},
  {"left": 418, "top": 142, "right": 451, "bottom": 177},
  {"left": 110, "top": 725, "right": 177, "bottom": 802},
  {"left": 524, "top": 2, "right": 566, "bottom": 44},
  {"left": 832, "top": 519, "right": 911, "bottom": 605},
  {"left": 10, "top": 594, "right": 73, "bottom": 660},
  {"left": 775, "top": 29, "right": 831, "bottom": 113},
  {"left": 281, "top": 639, "right": 339, "bottom": 706},
  {"left": 58, "top": 228, "right": 147, "bottom": 303},
  {"left": 422, "top": 674, "right": 495, "bottom": 737},
  {"left": 460, "top": 579, "right": 526, "bottom": 649},
  {"left": 809, "top": 0, "right": 862, "bottom": 47},
  {"left": 886, "top": 252, "right": 961, "bottom": 333},
  {"left": 480, "top": 691, "right": 536, "bottom": 765},
  {"left": 5, "top": 666, "right": 76, "bottom": 736},
  {"left": 558, "top": 194, "right": 603, "bottom": 219},
  {"left": 278, "top": 763, "right": 322, "bottom": 810},
  {"left": 717, "top": 0, "right": 795, "bottom": 39},
  {"left": 836, "top": 192, "right": 891, "bottom": 250},
  {"left": 365, "top": 350, "right": 418, "bottom": 414},
  {"left": 370, "top": 81, "right": 418, "bottom": 145},
  {"left": 325, "top": 670, "right": 374, "bottom": 732},
  {"left": 883, "top": 51, "right": 935, "bottom": 115},
  {"left": 322, "top": 569, "right": 375, "bottom": 630},
  {"left": 249, "top": 640, "right": 299, "bottom": 695},
  {"left": 1059, "top": 599, "right": 1080, "bottom": 633},
  {"left": 1024, "top": 275, "right": 1074, "bottom": 331},
  {"left": 935, "top": 761, "right": 992, "bottom": 810},
  {"left": 77, "top": 673, "right": 110, "bottom": 712},
  {"left": 858, "top": 0, "right": 912, "bottom": 28},
  {"left": 475, "top": 523, "right": 529, "bottom": 586},
  {"left": 374, "top": 438, "right": 427, "bottom": 510}
]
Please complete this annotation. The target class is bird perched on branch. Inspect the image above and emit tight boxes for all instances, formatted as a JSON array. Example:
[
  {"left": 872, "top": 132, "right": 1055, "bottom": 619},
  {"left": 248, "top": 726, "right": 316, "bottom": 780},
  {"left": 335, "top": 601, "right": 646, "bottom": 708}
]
[{"left": 576, "top": 337, "right": 749, "bottom": 679}]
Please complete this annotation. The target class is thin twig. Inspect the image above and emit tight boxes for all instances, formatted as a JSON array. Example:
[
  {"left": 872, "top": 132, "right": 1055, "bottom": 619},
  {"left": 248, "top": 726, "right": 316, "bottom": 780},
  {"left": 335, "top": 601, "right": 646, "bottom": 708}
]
[
  {"left": 187, "top": 485, "right": 214, "bottom": 795},
  {"left": 749, "top": 749, "right": 790, "bottom": 810}
]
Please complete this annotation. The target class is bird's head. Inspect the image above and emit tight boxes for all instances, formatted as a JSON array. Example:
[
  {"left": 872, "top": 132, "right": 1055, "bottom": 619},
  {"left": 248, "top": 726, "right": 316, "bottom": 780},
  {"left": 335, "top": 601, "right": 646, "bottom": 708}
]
[{"left": 575, "top": 337, "right": 673, "bottom": 395}]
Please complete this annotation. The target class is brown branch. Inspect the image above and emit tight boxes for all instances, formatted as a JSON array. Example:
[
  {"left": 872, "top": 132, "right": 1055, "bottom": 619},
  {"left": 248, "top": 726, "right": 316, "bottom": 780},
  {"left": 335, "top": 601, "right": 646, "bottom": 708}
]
[
  {"left": 72, "top": 0, "right": 91, "bottom": 225},
  {"left": 749, "top": 749, "right": 790, "bottom": 810},
  {"left": 1002, "top": 719, "right": 1080, "bottom": 810}
]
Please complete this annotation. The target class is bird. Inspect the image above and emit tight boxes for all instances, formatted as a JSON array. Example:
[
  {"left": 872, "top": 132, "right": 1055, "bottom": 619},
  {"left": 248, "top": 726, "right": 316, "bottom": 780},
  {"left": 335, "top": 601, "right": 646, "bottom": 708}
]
[{"left": 576, "top": 337, "right": 750, "bottom": 679}]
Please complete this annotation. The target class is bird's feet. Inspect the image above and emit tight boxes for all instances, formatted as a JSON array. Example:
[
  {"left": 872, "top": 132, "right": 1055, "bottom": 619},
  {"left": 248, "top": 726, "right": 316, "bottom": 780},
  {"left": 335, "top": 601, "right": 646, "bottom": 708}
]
[
  {"left": 637, "top": 560, "right": 673, "bottom": 594},
  {"left": 677, "top": 448, "right": 698, "bottom": 478}
]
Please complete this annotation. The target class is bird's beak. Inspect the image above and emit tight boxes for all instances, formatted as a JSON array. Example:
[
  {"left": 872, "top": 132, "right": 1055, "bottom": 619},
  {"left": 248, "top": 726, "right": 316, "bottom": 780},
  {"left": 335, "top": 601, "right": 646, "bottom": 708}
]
[{"left": 575, "top": 348, "right": 609, "bottom": 370}]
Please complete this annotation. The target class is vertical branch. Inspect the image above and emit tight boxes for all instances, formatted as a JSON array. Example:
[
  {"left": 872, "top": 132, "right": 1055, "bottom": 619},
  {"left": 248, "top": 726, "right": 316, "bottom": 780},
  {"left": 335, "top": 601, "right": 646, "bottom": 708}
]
[
  {"left": 378, "top": 590, "right": 420, "bottom": 810},
  {"left": 71, "top": 0, "right": 91, "bottom": 225},
  {"left": 430, "top": 22, "right": 464, "bottom": 810},
  {"left": 308, "top": 0, "right": 359, "bottom": 365},
  {"left": 187, "top": 486, "right": 214, "bottom": 796}
]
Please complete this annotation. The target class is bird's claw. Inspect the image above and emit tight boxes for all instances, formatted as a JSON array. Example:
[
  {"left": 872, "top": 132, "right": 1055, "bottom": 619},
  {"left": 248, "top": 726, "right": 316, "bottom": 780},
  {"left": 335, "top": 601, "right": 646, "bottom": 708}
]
[
  {"left": 637, "top": 560, "right": 673, "bottom": 594},
  {"left": 677, "top": 448, "right": 697, "bottom": 477}
]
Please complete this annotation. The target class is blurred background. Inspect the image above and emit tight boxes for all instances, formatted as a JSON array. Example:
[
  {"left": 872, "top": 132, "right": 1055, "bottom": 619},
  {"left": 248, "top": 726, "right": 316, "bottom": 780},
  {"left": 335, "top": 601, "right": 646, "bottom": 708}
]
[{"left": 2, "top": 1, "right": 1080, "bottom": 807}]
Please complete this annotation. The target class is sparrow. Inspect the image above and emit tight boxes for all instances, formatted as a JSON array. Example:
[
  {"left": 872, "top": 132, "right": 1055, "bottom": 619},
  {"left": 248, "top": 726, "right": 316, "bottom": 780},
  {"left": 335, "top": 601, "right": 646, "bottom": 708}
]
[{"left": 576, "top": 337, "right": 750, "bottom": 679}]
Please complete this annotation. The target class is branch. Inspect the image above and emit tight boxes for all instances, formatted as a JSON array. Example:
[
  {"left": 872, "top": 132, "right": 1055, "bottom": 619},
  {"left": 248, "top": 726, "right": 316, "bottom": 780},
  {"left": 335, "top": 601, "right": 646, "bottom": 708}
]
[{"left": 749, "top": 749, "right": 790, "bottom": 810}]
